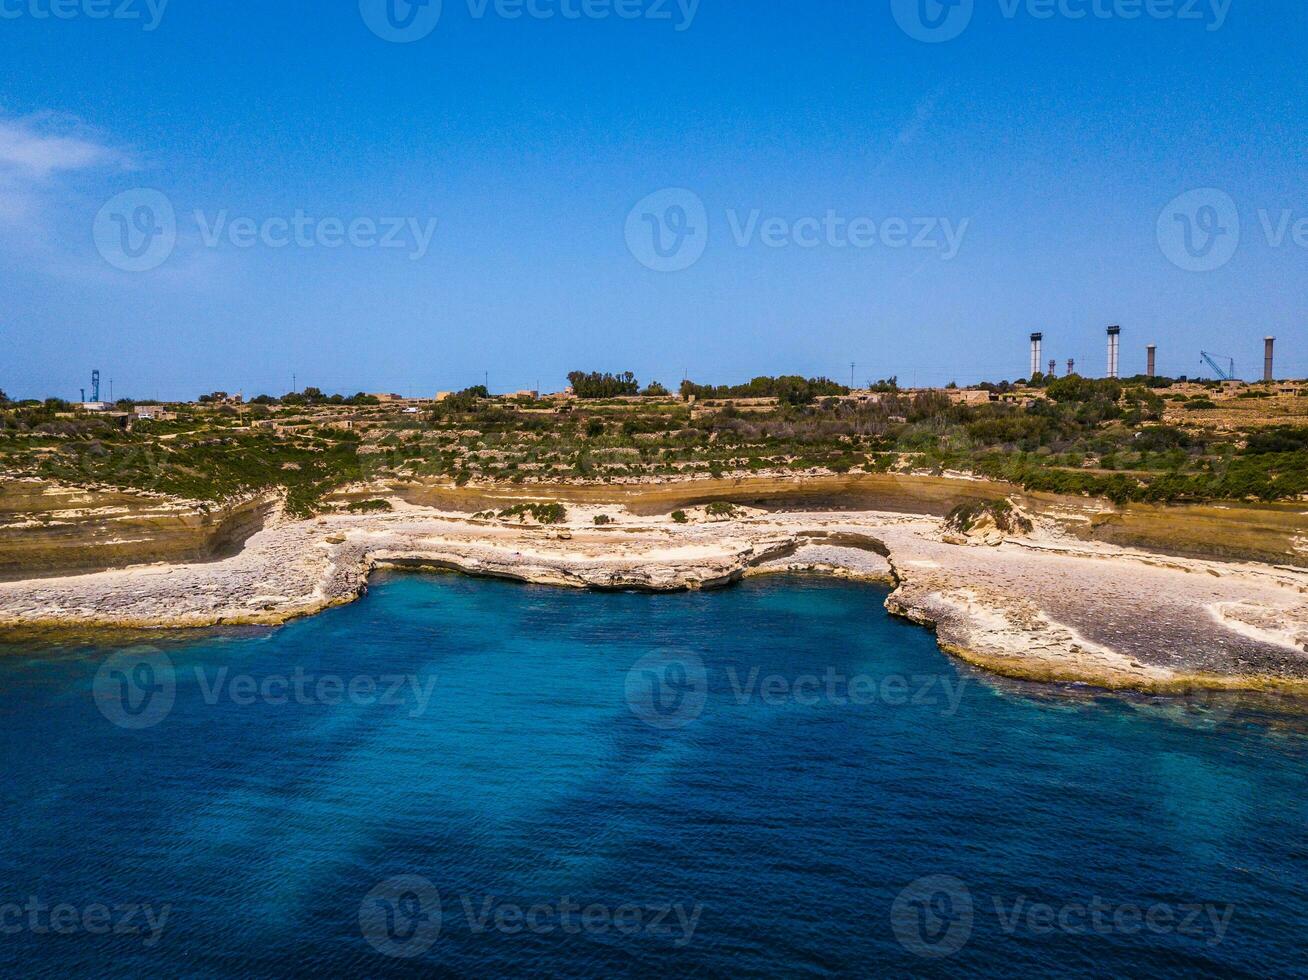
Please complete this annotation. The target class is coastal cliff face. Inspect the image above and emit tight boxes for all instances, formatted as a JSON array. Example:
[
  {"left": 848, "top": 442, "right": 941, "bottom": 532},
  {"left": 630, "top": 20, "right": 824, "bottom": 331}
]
[
  {"left": 388, "top": 473, "right": 1308, "bottom": 569},
  {"left": 0, "top": 480, "right": 274, "bottom": 581},
  {"left": 2, "top": 474, "right": 1302, "bottom": 584}
]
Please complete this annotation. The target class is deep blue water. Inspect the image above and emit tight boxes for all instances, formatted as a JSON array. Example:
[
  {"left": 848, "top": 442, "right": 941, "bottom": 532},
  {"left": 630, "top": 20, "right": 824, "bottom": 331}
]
[{"left": 0, "top": 574, "right": 1305, "bottom": 978}]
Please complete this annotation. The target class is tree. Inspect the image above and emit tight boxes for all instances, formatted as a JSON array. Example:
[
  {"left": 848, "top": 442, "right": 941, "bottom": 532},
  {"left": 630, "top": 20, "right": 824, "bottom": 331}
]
[
  {"left": 281, "top": 386, "right": 328, "bottom": 406},
  {"left": 436, "top": 386, "right": 489, "bottom": 413},
  {"left": 0, "top": 389, "right": 8, "bottom": 405},
  {"left": 642, "top": 381, "right": 670, "bottom": 397},
  {"left": 567, "top": 371, "right": 639, "bottom": 398},
  {"left": 1045, "top": 375, "right": 1122, "bottom": 404},
  {"left": 679, "top": 375, "right": 850, "bottom": 404}
]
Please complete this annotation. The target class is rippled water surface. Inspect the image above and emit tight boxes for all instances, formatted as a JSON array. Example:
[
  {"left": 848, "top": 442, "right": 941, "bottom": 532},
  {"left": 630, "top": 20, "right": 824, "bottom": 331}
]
[{"left": 0, "top": 574, "right": 1304, "bottom": 977}]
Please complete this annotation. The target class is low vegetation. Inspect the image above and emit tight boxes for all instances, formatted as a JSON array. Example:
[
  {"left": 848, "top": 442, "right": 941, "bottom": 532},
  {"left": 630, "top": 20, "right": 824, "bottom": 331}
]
[
  {"left": 946, "top": 499, "right": 1033, "bottom": 535},
  {"left": 346, "top": 498, "right": 393, "bottom": 514},
  {"left": 485, "top": 502, "right": 568, "bottom": 525},
  {"left": 1, "top": 373, "right": 1304, "bottom": 515}
]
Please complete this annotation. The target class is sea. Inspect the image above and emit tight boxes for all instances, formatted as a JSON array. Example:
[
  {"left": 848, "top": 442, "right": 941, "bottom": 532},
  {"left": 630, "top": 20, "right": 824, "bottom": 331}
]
[{"left": 0, "top": 573, "right": 1303, "bottom": 977}]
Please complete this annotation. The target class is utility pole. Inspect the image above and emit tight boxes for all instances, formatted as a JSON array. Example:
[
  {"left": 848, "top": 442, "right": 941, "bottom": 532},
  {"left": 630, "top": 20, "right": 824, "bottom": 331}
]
[{"left": 850, "top": 362, "right": 855, "bottom": 389}]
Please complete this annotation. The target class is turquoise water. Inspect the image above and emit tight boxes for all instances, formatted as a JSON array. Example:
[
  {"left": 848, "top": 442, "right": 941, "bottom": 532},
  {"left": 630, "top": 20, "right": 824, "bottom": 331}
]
[{"left": 0, "top": 573, "right": 1304, "bottom": 977}]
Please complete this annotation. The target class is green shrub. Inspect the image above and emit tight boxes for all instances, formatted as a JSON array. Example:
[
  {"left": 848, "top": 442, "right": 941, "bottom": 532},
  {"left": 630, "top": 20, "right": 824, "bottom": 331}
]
[
  {"left": 498, "top": 502, "right": 567, "bottom": 525},
  {"left": 1045, "top": 376, "right": 1122, "bottom": 404},
  {"left": 945, "top": 499, "right": 1032, "bottom": 535},
  {"left": 1244, "top": 427, "right": 1308, "bottom": 454},
  {"left": 346, "top": 498, "right": 393, "bottom": 513}
]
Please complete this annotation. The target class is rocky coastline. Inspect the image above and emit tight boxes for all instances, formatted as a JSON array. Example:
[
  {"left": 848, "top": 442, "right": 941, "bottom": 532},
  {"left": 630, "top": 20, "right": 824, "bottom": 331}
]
[{"left": 0, "top": 491, "right": 1305, "bottom": 696}]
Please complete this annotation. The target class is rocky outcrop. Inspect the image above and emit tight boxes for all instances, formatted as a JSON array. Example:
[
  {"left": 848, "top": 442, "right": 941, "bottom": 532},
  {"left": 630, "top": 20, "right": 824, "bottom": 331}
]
[{"left": 0, "top": 502, "right": 1304, "bottom": 696}]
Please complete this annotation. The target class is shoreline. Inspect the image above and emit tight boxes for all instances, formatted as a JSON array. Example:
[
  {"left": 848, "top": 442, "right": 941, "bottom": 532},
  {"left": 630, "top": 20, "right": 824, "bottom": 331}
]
[{"left": 0, "top": 496, "right": 1305, "bottom": 696}]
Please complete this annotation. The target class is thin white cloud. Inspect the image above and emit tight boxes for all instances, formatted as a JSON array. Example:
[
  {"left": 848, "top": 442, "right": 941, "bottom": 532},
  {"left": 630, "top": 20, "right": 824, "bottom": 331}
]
[
  {"left": 895, "top": 88, "right": 943, "bottom": 147},
  {"left": 0, "top": 123, "right": 114, "bottom": 177},
  {"left": 0, "top": 111, "right": 130, "bottom": 261},
  {"left": 867, "top": 87, "right": 948, "bottom": 182},
  {"left": 0, "top": 112, "right": 126, "bottom": 179},
  {"left": 0, "top": 112, "right": 222, "bottom": 289}
]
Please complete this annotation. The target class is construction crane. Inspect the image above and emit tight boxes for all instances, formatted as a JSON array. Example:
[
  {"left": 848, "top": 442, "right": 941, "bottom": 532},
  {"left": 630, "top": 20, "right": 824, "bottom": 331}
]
[{"left": 1200, "top": 351, "right": 1236, "bottom": 382}]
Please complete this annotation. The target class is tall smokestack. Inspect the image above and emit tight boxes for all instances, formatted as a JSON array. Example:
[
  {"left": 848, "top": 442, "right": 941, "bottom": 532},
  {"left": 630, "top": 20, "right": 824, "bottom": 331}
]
[
  {"left": 1147, "top": 345, "right": 1157, "bottom": 378},
  {"left": 1067, "top": 358, "right": 1075, "bottom": 376},
  {"left": 1048, "top": 359, "right": 1057, "bottom": 379},
  {"left": 1030, "top": 333, "right": 1043, "bottom": 379},
  {"left": 1265, "top": 337, "right": 1275, "bottom": 383},
  {"left": 1107, "top": 326, "right": 1121, "bottom": 379}
]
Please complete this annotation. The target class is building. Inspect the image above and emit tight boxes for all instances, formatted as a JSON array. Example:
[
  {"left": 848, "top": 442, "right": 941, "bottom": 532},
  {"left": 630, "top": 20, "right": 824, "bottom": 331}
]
[
  {"left": 937, "top": 389, "right": 996, "bottom": 406},
  {"left": 845, "top": 390, "right": 888, "bottom": 405},
  {"left": 844, "top": 388, "right": 996, "bottom": 407},
  {"left": 133, "top": 406, "right": 176, "bottom": 421}
]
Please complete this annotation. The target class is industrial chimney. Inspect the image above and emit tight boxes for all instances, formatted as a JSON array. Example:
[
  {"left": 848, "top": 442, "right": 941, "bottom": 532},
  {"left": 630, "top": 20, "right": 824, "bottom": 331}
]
[
  {"left": 1048, "top": 359, "right": 1057, "bottom": 379},
  {"left": 1107, "top": 326, "right": 1121, "bottom": 379},
  {"left": 1030, "top": 333, "right": 1043, "bottom": 379},
  {"left": 1265, "top": 337, "right": 1275, "bottom": 383},
  {"left": 1067, "top": 358, "right": 1075, "bottom": 376},
  {"left": 1147, "top": 345, "right": 1157, "bottom": 378}
]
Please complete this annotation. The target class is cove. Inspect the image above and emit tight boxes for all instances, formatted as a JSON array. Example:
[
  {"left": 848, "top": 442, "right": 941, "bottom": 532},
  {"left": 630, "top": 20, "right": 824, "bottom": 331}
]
[{"left": 0, "top": 573, "right": 1303, "bottom": 976}]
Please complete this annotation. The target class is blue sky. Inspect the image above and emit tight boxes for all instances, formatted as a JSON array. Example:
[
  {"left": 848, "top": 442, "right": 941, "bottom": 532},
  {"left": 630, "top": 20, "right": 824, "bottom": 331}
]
[{"left": 0, "top": 0, "right": 1303, "bottom": 400}]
